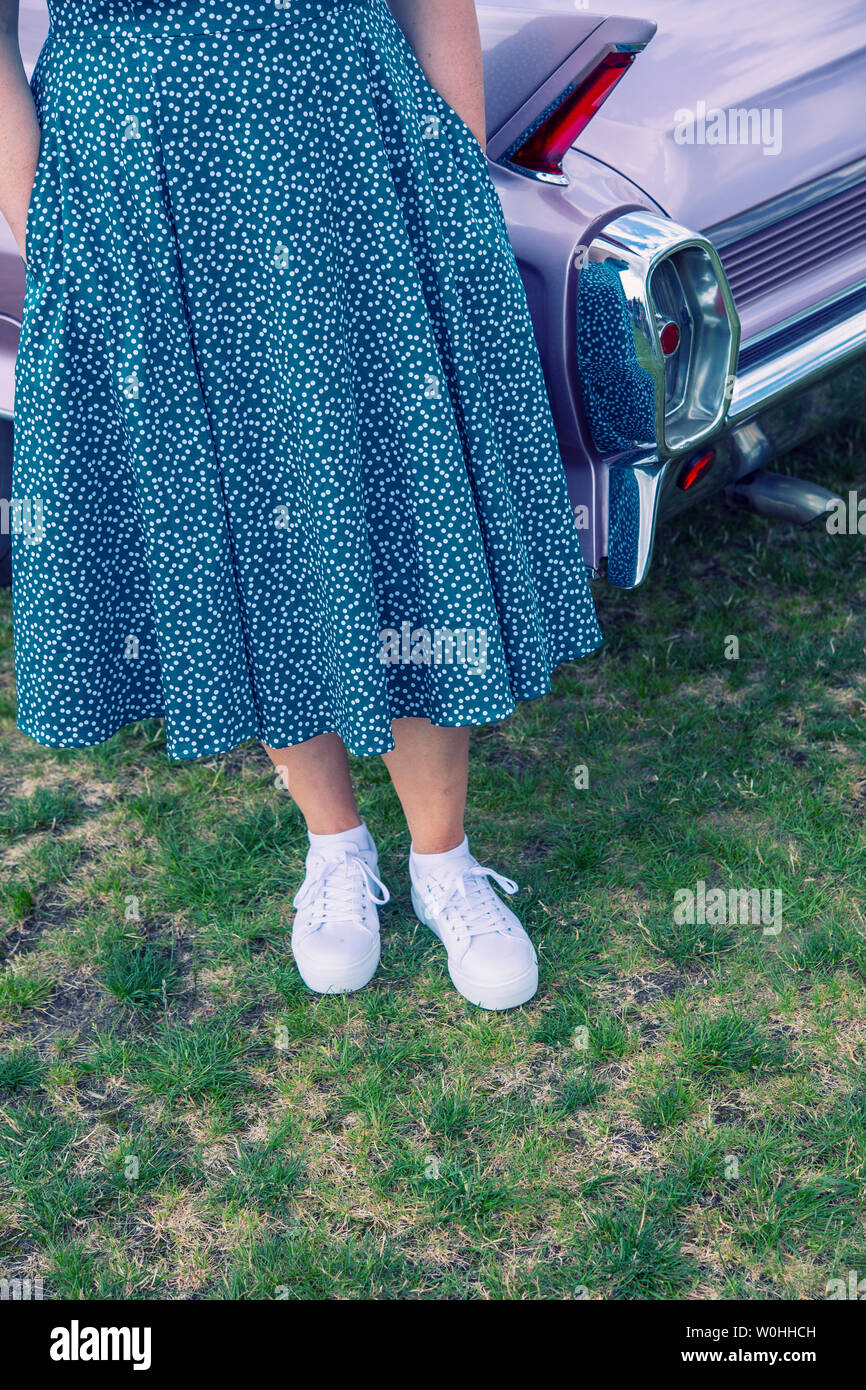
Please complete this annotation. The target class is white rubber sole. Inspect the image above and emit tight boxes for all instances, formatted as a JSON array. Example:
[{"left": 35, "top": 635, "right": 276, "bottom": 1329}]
[
  {"left": 291, "top": 936, "right": 380, "bottom": 995},
  {"left": 411, "top": 885, "right": 538, "bottom": 1011}
]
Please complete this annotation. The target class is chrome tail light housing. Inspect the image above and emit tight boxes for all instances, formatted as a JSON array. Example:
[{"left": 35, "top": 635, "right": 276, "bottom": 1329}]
[
  {"left": 575, "top": 211, "right": 740, "bottom": 589},
  {"left": 579, "top": 210, "right": 740, "bottom": 459}
]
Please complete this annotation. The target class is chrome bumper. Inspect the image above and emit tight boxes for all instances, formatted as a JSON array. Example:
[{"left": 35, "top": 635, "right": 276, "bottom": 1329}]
[{"left": 727, "top": 284, "right": 866, "bottom": 424}]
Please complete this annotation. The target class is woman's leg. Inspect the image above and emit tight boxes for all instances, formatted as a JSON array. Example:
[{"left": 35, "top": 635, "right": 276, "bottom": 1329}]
[
  {"left": 263, "top": 720, "right": 468, "bottom": 845},
  {"left": 263, "top": 720, "right": 469, "bottom": 847},
  {"left": 262, "top": 732, "right": 361, "bottom": 834},
  {"left": 381, "top": 718, "right": 469, "bottom": 853}
]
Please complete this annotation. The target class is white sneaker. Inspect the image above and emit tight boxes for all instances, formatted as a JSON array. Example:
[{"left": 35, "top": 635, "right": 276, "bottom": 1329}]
[
  {"left": 410, "top": 844, "right": 538, "bottom": 1010},
  {"left": 291, "top": 838, "right": 389, "bottom": 995}
]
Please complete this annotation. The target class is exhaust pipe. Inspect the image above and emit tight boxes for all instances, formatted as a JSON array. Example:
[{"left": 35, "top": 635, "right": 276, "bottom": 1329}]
[{"left": 725, "top": 469, "right": 843, "bottom": 525}]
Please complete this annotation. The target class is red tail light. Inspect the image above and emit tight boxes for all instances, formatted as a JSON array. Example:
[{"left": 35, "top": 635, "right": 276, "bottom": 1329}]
[
  {"left": 507, "top": 50, "right": 637, "bottom": 178},
  {"left": 659, "top": 322, "right": 681, "bottom": 355},
  {"left": 677, "top": 450, "right": 716, "bottom": 491}
]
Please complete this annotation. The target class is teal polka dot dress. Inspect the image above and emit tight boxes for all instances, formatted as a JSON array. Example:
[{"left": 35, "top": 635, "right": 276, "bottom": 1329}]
[{"left": 12, "top": 0, "right": 602, "bottom": 760}]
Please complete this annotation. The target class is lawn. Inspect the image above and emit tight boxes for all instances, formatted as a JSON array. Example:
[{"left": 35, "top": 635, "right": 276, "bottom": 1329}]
[{"left": 1, "top": 423, "right": 865, "bottom": 1301}]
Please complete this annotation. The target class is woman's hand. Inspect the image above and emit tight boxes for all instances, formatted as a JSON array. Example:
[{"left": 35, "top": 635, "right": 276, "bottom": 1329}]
[
  {"left": 387, "top": 0, "right": 487, "bottom": 153},
  {"left": 0, "top": 2, "right": 42, "bottom": 266}
]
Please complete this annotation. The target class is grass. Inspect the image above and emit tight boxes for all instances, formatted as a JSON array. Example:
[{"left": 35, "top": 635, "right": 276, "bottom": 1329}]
[
  {"left": 97, "top": 940, "right": 180, "bottom": 1010},
  {"left": 0, "top": 422, "right": 865, "bottom": 1299}
]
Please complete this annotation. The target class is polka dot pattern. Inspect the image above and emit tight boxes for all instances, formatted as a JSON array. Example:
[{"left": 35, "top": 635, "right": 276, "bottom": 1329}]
[{"left": 12, "top": 0, "right": 602, "bottom": 760}]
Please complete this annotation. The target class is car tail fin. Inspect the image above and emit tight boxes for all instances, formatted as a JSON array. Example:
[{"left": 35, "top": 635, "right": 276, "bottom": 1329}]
[
  {"left": 485, "top": 15, "right": 656, "bottom": 179},
  {"left": 506, "top": 48, "right": 638, "bottom": 178}
]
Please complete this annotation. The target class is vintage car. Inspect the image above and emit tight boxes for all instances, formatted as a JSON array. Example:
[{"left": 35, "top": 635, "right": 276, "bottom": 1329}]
[{"left": 2, "top": 0, "right": 865, "bottom": 588}]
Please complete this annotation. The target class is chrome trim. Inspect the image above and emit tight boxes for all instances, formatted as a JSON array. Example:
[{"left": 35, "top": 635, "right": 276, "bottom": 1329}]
[
  {"left": 607, "top": 452, "right": 669, "bottom": 588},
  {"left": 705, "top": 157, "right": 866, "bottom": 249},
  {"left": 585, "top": 210, "right": 741, "bottom": 457},
  {"left": 728, "top": 296, "right": 866, "bottom": 423},
  {"left": 734, "top": 280, "right": 866, "bottom": 356},
  {"left": 498, "top": 164, "right": 569, "bottom": 186}
]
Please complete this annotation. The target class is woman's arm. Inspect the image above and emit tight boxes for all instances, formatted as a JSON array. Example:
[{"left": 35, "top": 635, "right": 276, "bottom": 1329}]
[
  {"left": 0, "top": 0, "right": 42, "bottom": 262},
  {"left": 386, "top": 0, "right": 486, "bottom": 152}
]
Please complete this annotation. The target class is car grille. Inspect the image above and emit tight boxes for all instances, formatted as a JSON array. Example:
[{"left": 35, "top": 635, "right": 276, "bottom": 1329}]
[{"left": 711, "top": 173, "right": 866, "bottom": 309}]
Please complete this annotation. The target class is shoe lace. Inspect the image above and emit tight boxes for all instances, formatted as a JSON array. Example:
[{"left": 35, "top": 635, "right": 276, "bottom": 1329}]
[
  {"left": 427, "top": 863, "right": 519, "bottom": 940},
  {"left": 293, "top": 849, "right": 390, "bottom": 932}
]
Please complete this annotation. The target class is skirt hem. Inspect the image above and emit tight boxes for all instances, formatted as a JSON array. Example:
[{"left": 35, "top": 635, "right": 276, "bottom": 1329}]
[{"left": 14, "top": 634, "right": 603, "bottom": 762}]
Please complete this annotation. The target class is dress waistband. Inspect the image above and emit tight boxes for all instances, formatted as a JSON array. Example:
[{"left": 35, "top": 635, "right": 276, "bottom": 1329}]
[{"left": 46, "top": 0, "right": 376, "bottom": 40}]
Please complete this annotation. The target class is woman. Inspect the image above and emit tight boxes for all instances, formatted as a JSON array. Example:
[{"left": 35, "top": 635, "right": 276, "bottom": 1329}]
[{"left": 0, "top": 0, "right": 601, "bottom": 1009}]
